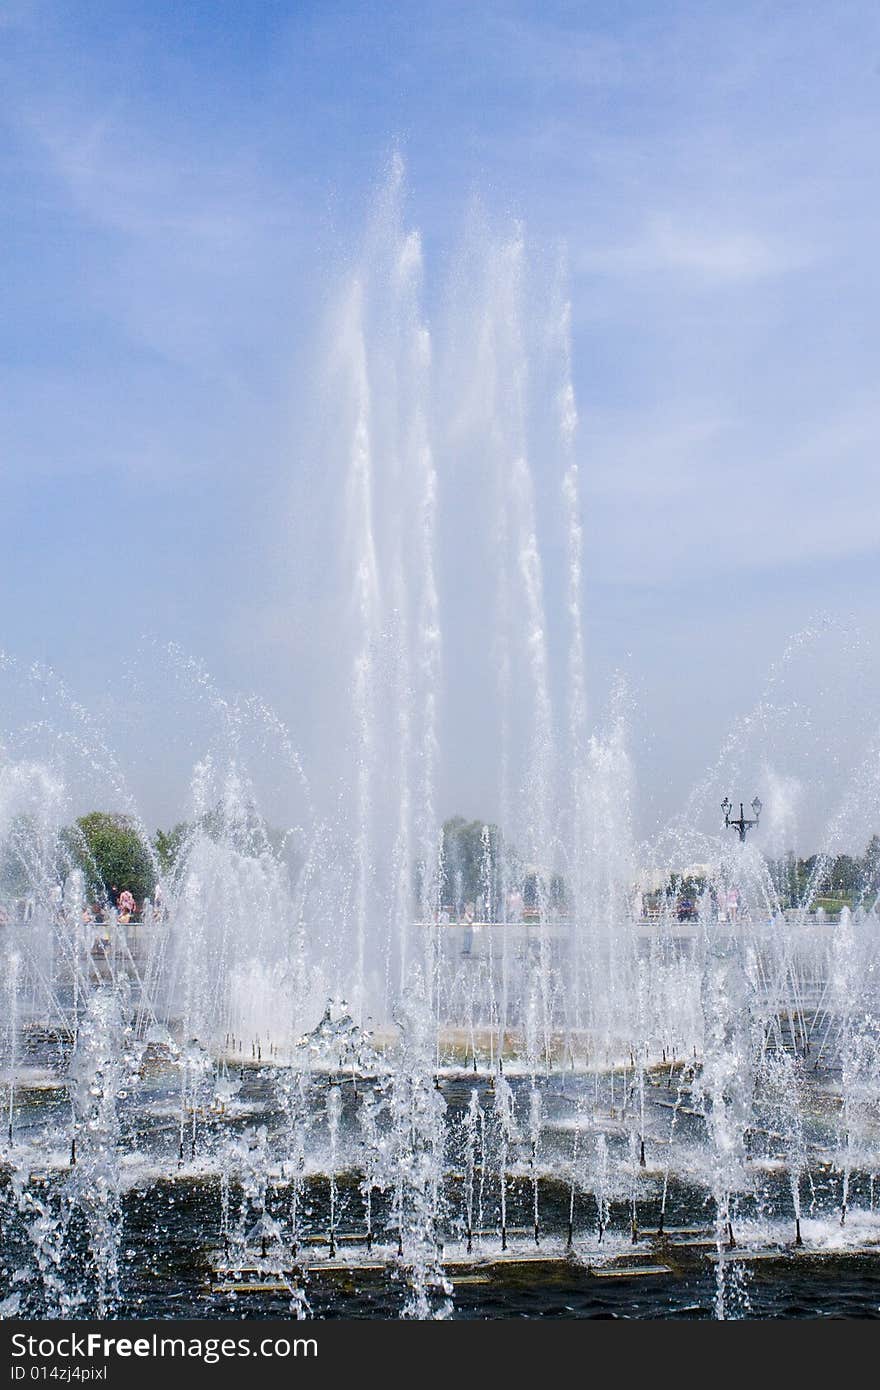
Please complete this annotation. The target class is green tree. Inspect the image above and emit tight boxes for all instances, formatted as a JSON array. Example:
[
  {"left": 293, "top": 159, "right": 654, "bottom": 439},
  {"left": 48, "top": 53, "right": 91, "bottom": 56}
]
[
  {"left": 665, "top": 872, "right": 706, "bottom": 901},
  {"left": 439, "top": 817, "right": 513, "bottom": 918},
  {"left": 71, "top": 812, "right": 156, "bottom": 905},
  {"left": 440, "top": 817, "right": 481, "bottom": 911},
  {"left": 863, "top": 834, "right": 880, "bottom": 897},
  {"left": 830, "top": 854, "right": 860, "bottom": 896},
  {"left": 152, "top": 810, "right": 303, "bottom": 889},
  {"left": 799, "top": 854, "right": 831, "bottom": 896},
  {"left": 153, "top": 821, "right": 190, "bottom": 877},
  {"left": 0, "top": 815, "right": 39, "bottom": 899}
]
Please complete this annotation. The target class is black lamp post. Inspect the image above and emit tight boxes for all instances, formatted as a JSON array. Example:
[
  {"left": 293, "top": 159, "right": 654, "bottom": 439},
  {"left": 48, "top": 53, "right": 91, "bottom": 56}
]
[{"left": 722, "top": 796, "right": 762, "bottom": 843}]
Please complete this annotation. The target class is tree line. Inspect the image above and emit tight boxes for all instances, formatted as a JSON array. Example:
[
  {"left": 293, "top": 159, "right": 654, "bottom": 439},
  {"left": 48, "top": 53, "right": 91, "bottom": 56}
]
[
  {"left": 767, "top": 836, "right": 880, "bottom": 907},
  {"left": 4, "top": 809, "right": 879, "bottom": 917},
  {"left": 660, "top": 837, "right": 880, "bottom": 911},
  {"left": 0, "top": 806, "right": 296, "bottom": 911}
]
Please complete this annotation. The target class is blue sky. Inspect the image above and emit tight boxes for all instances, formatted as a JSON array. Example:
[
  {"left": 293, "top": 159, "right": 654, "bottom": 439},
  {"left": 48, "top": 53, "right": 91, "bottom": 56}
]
[{"left": 2, "top": 1, "right": 880, "bottom": 844}]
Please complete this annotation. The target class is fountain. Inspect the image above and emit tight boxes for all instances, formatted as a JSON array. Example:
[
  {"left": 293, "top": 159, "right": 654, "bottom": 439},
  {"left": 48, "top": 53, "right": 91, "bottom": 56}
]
[{"left": 2, "top": 167, "right": 880, "bottom": 1321}]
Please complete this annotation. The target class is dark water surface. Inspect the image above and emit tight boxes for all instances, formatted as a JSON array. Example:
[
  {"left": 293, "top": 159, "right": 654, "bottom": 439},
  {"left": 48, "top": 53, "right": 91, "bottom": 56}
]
[
  {"left": 106, "top": 1183, "right": 880, "bottom": 1320},
  {"left": 4, "top": 1049, "right": 879, "bottom": 1320}
]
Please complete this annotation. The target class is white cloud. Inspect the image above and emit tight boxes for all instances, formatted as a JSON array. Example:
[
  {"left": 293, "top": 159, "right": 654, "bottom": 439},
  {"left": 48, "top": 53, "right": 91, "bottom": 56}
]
[
  {"left": 16, "top": 91, "right": 297, "bottom": 260},
  {"left": 583, "top": 397, "right": 880, "bottom": 586},
  {"left": 579, "top": 214, "right": 812, "bottom": 284},
  {"left": 584, "top": 409, "right": 731, "bottom": 499}
]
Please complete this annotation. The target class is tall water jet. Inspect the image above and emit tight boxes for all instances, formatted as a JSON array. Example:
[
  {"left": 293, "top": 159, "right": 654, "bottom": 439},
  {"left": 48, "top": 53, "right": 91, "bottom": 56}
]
[
  {"left": 695, "top": 911, "right": 758, "bottom": 1318},
  {"left": 386, "top": 981, "right": 451, "bottom": 1318},
  {"left": 557, "top": 276, "right": 588, "bottom": 1044},
  {"left": 341, "top": 275, "right": 381, "bottom": 1024},
  {"left": 66, "top": 990, "right": 127, "bottom": 1318}
]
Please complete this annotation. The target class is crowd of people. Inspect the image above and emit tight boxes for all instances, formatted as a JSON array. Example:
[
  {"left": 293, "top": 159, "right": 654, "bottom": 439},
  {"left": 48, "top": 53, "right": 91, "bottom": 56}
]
[
  {"left": 80, "top": 884, "right": 140, "bottom": 924},
  {"left": 0, "top": 883, "right": 165, "bottom": 944}
]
